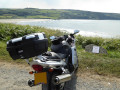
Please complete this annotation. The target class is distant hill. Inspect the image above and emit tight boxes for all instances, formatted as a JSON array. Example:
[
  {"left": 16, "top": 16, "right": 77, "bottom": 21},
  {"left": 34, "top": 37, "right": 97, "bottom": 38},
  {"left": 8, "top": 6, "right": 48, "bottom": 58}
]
[{"left": 0, "top": 8, "right": 120, "bottom": 20}]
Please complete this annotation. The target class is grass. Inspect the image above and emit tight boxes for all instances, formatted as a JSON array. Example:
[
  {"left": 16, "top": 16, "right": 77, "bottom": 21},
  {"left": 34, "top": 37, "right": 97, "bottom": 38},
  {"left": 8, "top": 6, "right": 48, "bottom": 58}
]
[
  {"left": 0, "top": 41, "right": 10, "bottom": 60},
  {"left": 77, "top": 48, "right": 120, "bottom": 77},
  {"left": 0, "top": 23, "right": 120, "bottom": 77}
]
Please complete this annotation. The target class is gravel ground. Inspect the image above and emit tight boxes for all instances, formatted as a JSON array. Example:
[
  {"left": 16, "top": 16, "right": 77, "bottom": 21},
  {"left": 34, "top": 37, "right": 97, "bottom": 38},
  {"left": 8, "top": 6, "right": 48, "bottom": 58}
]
[
  {"left": 0, "top": 62, "right": 41, "bottom": 90},
  {"left": 0, "top": 61, "right": 120, "bottom": 90}
]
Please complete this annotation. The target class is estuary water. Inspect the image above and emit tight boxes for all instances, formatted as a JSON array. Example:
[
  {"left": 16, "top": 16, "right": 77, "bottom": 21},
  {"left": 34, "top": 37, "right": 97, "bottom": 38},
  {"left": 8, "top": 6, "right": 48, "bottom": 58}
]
[{"left": 16, "top": 19, "right": 120, "bottom": 38}]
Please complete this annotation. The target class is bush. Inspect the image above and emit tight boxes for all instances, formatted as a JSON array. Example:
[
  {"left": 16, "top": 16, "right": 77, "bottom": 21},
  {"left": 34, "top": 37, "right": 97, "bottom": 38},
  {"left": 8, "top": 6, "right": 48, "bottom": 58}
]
[
  {"left": 0, "top": 23, "right": 66, "bottom": 46},
  {"left": 103, "top": 39, "right": 120, "bottom": 51},
  {"left": 76, "top": 35, "right": 120, "bottom": 52},
  {"left": 82, "top": 39, "right": 94, "bottom": 48},
  {"left": 76, "top": 35, "right": 104, "bottom": 48}
]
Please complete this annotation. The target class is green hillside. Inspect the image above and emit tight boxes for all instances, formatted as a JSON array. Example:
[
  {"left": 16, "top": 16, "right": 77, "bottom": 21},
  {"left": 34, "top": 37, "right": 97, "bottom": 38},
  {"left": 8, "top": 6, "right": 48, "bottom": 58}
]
[{"left": 0, "top": 8, "right": 120, "bottom": 20}]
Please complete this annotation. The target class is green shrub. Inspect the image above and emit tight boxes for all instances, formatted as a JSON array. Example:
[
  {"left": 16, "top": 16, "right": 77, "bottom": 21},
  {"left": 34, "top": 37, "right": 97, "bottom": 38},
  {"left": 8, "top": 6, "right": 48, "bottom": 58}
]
[
  {"left": 0, "top": 23, "right": 65, "bottom": 44},
  {"left": 82, "top": 39, "right": 94, "bottom": 48},
  {"left": 103, "top": 39, "right": 120, "bottom": 51},
  {"left": 76, "top": 35, "right": 120, "bottom": 52}
]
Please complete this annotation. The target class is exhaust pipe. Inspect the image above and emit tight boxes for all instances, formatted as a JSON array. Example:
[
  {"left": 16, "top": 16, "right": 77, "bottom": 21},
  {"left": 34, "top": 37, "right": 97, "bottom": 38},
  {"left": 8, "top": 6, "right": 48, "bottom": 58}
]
[
  {"left": 28, "top": 79, "right": 34, "bottom": 87},
  {"left": 53, "top": 74, "right": 71, "bottom": 85}
]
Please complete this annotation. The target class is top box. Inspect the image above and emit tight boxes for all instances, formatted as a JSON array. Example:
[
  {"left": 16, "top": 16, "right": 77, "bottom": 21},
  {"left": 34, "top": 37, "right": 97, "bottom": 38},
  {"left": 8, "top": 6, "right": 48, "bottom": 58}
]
[{"left": 7, "top": 33, "right": 48, "bottom": 60}]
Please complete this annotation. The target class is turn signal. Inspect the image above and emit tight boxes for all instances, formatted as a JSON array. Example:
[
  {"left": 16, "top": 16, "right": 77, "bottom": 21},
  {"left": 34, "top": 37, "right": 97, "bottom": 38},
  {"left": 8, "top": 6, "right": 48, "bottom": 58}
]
[
  {"left": 49, "top": 68, "right": 54, "bottom": 72},
  {"left": 29, "top": 71, "right": 33, "bottom": 74}
]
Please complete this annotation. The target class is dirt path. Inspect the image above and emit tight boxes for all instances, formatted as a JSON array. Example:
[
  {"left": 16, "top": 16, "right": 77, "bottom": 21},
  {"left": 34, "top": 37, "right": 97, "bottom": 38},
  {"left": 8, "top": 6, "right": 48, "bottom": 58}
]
[{"left": 0, "top": 61, "right": 120, "bottom": 90}]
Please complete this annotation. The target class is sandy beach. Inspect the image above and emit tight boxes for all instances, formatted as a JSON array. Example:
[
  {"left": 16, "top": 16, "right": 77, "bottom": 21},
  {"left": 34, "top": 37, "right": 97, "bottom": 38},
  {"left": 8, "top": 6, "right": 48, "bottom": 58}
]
[{"left": 0, "top": 19, "right": 50, "bottom": 23}]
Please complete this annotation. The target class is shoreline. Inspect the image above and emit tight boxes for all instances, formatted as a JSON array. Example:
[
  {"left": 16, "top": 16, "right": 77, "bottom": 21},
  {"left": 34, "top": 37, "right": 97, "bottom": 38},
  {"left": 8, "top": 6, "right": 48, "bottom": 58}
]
[
  {"left": 0, "top": 19, "right": 50, "bottom": 23},
  {"left": 0, "top": 19, "right": 119, "bottom": 38}
]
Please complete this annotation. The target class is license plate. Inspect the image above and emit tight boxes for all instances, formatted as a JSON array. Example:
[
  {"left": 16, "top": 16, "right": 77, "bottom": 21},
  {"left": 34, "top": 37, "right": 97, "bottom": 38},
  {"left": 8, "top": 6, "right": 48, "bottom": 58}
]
[{"left": 34, "top": 72, "right": 47, "bottom": 85}]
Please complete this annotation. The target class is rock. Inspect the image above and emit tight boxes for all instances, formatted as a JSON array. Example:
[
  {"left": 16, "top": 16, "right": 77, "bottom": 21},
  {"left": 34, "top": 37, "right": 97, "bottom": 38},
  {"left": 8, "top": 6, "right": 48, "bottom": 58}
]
[{"left": 85, "top": 44, "right": 107, "bottom": 54}]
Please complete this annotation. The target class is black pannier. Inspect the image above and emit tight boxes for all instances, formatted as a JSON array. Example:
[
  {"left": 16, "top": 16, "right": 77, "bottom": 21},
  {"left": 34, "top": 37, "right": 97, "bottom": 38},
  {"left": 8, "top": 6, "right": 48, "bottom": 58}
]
[{"left": 7, "top": 33, "right": 48, "bottom": 60}]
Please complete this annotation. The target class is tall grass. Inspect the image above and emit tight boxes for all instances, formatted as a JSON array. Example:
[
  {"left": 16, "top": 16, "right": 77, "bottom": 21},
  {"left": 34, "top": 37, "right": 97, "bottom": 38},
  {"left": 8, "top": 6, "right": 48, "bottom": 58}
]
[
  {"left": 0, "top": 23, "right": 66, "bottom": 46},
  {"left": 76, "top": 35, "right": 120, "bottom": 52}
]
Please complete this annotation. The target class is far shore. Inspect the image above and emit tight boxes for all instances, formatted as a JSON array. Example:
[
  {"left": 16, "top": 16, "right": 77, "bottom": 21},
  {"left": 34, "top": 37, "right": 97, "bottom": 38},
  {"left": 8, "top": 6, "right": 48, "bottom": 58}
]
[{"left": 0, "top": 19, "right": 50, "bottom": 23}]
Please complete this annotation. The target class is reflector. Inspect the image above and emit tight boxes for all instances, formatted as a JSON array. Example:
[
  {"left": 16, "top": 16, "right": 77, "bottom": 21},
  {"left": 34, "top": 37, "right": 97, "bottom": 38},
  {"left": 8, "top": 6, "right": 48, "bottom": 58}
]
[{"left": 32, "top": 65, "right": 43, "bottom": 72}]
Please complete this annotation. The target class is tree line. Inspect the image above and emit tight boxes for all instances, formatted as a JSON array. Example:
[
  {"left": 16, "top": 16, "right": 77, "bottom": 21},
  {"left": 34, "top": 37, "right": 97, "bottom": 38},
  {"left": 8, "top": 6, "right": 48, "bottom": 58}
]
[{"left": 0, "top": 8, "right": 120, "bottom": 20}]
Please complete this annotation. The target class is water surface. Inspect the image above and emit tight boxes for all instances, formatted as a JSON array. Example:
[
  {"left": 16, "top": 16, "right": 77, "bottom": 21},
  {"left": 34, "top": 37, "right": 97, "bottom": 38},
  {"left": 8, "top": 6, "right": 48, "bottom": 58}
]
[{"left": 16, "top": 19, "right": 120, "bottom": 38}]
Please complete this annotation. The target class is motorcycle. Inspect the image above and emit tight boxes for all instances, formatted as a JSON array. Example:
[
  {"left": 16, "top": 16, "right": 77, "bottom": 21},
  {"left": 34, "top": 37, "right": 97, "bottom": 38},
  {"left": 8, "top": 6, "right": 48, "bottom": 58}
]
[{"left": 6, "top": 30, "right": 79, "bottom": 90}]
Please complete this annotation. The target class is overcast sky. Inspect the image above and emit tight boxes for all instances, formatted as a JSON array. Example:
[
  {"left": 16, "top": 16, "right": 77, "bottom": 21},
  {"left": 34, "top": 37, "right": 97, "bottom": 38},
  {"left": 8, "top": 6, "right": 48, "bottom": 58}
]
[{"left": 0, "top": 0, "right": 120, "bottom": 13}]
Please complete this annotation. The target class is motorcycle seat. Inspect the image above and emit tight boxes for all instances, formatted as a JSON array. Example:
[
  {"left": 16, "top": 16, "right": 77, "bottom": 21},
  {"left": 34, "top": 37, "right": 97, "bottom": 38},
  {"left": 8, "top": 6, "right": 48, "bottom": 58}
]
[{"left": 43, "top": 51, "right": 66, "bottom": 60}]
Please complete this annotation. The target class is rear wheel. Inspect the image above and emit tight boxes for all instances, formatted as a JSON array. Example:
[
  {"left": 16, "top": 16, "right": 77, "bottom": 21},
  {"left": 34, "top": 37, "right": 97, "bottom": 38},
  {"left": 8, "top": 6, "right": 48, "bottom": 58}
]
[
  {"left": 42, "top": 72, "right": 65, "bottom": 90},
  {"left": 63, "top": 74, "right": 77, "bottom": 90}
]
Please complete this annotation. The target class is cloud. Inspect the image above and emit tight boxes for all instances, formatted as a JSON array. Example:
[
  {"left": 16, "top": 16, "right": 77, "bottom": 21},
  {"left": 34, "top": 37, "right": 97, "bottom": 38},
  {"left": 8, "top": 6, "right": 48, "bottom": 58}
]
[
  {"left": 56, "top": 0, "right": 120, "bottom": 13},
  {"left": 0, "top": 0, "right": 23, "bottom": 8},
  {"left": 0, "top": 0, "right": 49, "bottom": 8},
  {"left": 0, "top": 0, "right": 120, "bottom": 13}
]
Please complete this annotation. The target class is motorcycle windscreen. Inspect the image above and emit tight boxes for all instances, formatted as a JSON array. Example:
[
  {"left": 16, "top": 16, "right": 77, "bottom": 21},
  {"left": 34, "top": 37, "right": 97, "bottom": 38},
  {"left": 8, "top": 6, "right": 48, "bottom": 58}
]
[{"left": 34, "top": 72, "right": 47, "bottom": 85}]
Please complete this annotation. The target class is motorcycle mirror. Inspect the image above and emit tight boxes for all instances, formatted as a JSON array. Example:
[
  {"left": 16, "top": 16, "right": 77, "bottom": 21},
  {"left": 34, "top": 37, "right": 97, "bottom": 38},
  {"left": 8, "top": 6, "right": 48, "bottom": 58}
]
[
  {"left": 74, "top": 30, "right": 79, "bottom": 34},
  {"left": 50, "top": 36, "right": 55, "bottom": 40}
]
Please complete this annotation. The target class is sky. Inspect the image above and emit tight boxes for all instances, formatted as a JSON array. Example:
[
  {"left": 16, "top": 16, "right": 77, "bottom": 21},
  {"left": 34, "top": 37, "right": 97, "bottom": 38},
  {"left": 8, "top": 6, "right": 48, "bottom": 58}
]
[{"left": 0, "top": 0, "right": 120, "bottom": 13}]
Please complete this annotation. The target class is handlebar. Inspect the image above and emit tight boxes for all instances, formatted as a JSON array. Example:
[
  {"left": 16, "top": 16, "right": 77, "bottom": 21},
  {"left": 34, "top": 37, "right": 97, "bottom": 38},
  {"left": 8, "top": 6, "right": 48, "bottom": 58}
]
[{"left": 50, "top": 30, "right": 79, "bottom": 45}]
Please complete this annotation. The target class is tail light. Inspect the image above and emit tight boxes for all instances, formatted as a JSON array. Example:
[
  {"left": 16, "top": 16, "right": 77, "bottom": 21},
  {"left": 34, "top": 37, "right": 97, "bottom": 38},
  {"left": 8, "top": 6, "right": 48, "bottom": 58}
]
[{"left": 32, "top": 65, "right": 43, "bottom": 72}]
